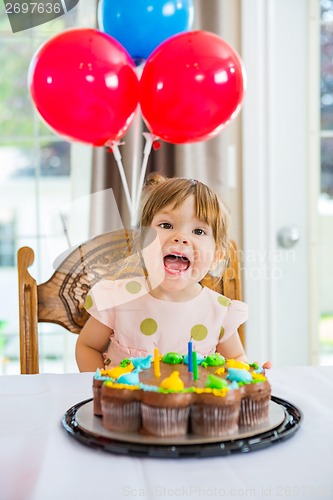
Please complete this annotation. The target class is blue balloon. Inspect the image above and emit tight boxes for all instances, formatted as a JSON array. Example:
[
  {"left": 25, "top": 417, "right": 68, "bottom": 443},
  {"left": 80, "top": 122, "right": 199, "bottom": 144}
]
[{"left": 98, "top": 0, "right": 194, "bottom": 62}]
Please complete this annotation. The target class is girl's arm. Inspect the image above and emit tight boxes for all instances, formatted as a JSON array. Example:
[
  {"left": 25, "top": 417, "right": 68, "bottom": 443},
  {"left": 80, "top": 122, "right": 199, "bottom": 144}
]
[
  {"left": 75, "top": 316, "right": 113, "bottom": 372},
  {"left": 216, "top": 331, "right": 247, "bottom": 362}
]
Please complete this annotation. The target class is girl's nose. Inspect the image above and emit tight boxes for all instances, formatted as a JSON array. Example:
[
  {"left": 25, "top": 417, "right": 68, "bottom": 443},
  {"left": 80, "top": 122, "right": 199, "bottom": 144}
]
[{"left": 173, "top": 234, "right": 189, "bottom": 245}]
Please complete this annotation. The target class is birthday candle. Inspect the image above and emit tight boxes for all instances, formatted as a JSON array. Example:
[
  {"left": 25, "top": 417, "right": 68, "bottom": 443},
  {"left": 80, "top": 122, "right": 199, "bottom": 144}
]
[
  {"left": 154, "top": 347, "right": 161, "bottom": 377},
  {"left": 192, "top": 351, "right": 199, "bottom": 380},
  {"left": 188, "top": 340, "right": 193, "bottom": 372}
]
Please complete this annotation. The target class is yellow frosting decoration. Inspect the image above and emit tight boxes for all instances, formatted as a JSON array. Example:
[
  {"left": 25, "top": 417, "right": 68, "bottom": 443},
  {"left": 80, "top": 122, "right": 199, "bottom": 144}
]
[
  {"left": 160, "top": 371, "right": 184, "bottom": 391},
  {"left": 103, "top": 381, "right": 139, "bottom": 391},
  {"left": 226, "top": 359, "right": 250, "bottom": 370},
  {"left": 99, "top": 369, "right": 114, "bottom": 377},
  {"left": 194, "top": 387, "right": 229, "bottom": 398},
  {"left": 251, "top": 372, "right": 267, "bottom": 381},
  {"left": 109, "top": 362, "right": 134, "bottom": 379},
  {"left": 214, "top": 367, "right": 225, "bottom": 375}
]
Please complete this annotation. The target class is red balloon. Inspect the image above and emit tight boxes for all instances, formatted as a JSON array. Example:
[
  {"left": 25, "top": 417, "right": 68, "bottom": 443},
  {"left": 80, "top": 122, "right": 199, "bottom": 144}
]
[
  {"left": 29, "top": 29, "right": 139, "bottom": 146},
  {"left": 139, "top": 30, "right": 245, "bottom": 144}
]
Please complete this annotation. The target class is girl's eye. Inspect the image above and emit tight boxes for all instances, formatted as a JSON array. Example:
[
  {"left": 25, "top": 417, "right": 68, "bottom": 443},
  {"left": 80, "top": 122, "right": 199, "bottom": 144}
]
[
  {"left": 159, "top": 222, "right": 173, "bottom": 229},
  {"left": 193, "top": 228, "right": 206, "bottom": 236}
]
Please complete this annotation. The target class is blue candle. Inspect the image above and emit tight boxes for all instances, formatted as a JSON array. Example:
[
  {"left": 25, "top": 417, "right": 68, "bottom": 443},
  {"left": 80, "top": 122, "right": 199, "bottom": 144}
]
[{"left": 188, "top": 340, "right": 193, "bottom": 372}]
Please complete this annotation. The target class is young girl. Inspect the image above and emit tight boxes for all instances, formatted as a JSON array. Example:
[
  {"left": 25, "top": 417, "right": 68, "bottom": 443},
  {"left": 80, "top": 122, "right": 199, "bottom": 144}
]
[{"left": 75, "top": 174, "right": 248, "bottom": 371}]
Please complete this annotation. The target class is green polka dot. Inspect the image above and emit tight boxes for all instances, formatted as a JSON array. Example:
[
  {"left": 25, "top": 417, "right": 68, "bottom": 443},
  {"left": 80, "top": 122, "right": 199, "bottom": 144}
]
[
  {"left": 219, "top": 326, "right": 225, "bottom": 340},
  {"left": 190, "top": 324, "right": 208, "bottom": 341},
  {"left": 218, "top": 295, "right": 231, "bottom": 307},
  {"left": 140, "top": 318, "right": 158, "bottom": 336},
  {"left": 125, "top": 280, "right": 142, "bottom": 294},
  {"left": 84, "top": 294, "right": 93, "bottom": 310}
]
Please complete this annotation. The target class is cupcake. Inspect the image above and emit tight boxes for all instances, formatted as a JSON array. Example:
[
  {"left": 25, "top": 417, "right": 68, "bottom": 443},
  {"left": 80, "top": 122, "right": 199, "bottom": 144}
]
[
  {"left": 238, "top": 377, "right": 271, "bottom": 427},
  {"left": 227, "top": 366, "right": 271, "bottom": 427},
  {"left": 141, "top": 371, "right": 192, "bottom": 437},
  {"left": 190, "top": 374, "right": 242, "bottom": 437},
  {"left": 100, "top": 365, "right": 142, "bottom": 433},
  {"left": 92, "top": 369, "right": 114, "bottom": 416}
]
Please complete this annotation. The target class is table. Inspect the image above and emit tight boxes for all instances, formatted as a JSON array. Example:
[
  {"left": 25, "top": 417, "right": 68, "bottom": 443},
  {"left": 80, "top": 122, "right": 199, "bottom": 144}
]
[{"left": 1, "top": 366, "right": 333, "bottom": 500}]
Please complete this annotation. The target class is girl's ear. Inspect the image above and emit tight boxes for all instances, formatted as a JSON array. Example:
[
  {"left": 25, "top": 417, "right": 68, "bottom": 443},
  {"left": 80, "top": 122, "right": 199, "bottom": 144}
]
[
  {"left": 208, "top": 248, "right": 226, "bottom": 278},
  {"left": 212, "top": 248, "right": 225, "bottom": 268}
]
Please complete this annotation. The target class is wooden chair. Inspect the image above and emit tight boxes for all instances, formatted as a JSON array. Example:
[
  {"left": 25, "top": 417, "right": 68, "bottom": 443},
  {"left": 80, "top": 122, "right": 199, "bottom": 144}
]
[{"left": 17, "top": 229, "right": 244, "bottom": 374}]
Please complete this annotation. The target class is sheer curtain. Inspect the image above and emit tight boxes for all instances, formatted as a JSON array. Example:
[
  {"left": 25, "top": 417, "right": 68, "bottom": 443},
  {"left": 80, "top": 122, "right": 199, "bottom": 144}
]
[{"left": 90, "top": 0, "right": 243, "bottom": 244}]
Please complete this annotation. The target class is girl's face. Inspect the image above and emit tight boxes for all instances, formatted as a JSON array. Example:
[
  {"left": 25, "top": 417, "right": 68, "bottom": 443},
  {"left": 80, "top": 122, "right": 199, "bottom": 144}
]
[{"left": 147, "top": 195, "right": 217, "bottom": 301}]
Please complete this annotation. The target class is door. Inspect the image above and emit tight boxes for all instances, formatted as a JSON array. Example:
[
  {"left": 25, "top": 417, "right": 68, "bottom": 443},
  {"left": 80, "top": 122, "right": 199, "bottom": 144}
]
[{"left": 241, "top": 0, "right": 318, "bottom": 366}]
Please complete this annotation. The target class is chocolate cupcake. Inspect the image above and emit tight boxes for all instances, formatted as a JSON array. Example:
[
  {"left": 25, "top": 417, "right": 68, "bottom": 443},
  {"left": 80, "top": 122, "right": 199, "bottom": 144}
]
[
  {"left": 101, "top": 380, "right": 142, "bottom": 433},
  {"left": 141, "top": 391, "right": 192, "bottom": 437},
  {"left": 226, "top": 366, "right": 271, "bottom": 427},
  {"left": 141, "top": 371, "right": 193, "bottom": 437},
  {"left": 190, "top": 374, "right": 242, "bottom": 437},
  {"left": 238, "top": 378, "right": 271, "bottom": 427},
  {"left": 92, "top": 369, "right": 114, "bottom": 416}
]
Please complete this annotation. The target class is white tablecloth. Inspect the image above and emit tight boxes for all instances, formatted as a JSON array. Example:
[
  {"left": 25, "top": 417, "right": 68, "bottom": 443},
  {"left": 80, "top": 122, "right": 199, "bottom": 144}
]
[{"left": 1, "top": 366, "right": 333, "bottom": 500}]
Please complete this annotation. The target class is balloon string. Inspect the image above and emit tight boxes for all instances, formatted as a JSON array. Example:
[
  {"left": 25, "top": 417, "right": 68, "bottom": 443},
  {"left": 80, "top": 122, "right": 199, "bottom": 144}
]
[
  {"left": 130, "top": 105, "right": 141, "bottom": 223},
  {"left": 59, "top": 211, "right": 71, "bottom": 248},
  {"left": 134, "top": 132, "right": 154, "bottom": 223},
  {"left": 130, "top": 63, "right": 145, "bottom": 219},
  {"left": 111, "top": 142, "right": 135, "bottom": 224}
]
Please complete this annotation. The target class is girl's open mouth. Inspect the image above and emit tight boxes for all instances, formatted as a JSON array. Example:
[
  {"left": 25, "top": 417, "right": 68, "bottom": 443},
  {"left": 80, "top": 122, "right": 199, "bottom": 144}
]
[{"left": 163, "top": 254, "right": 190, "bottom": 274}]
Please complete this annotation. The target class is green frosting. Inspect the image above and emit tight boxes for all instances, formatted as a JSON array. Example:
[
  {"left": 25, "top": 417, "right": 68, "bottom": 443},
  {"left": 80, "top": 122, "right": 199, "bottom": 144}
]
[
  {"left": 201, "top": 353, "right": 225, "bottom": 367},
  {"left": 205, "top": 374, "right": 229, "bottom": 390},
  {"left": 119, "top": 358, "right": 131, "bottom": 367},
  {"left": 162, "top": 352, "right": 184, "bottom": 364},
  {"left": 249, "top": 362, "right": 259, "bottom": 370},
  {"left": 251, "top": 378, "right": 265, "bottom": 384}
]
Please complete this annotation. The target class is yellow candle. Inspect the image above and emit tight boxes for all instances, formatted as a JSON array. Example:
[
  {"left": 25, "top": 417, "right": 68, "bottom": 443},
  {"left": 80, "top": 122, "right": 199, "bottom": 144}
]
[{"left": 154, "top": 347, "right": 161, "bottom": 377}]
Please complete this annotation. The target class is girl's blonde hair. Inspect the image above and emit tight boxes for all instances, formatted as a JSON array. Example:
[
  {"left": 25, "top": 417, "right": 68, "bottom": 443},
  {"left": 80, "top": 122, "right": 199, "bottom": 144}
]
[{"left": 140, "top": 173, "right": 230, "bottom": 260}]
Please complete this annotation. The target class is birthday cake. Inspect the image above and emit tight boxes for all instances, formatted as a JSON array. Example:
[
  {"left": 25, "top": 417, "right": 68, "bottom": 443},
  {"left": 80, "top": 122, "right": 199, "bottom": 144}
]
[{"left": 92, "top": 352, "right": 271, "bottom": 438}]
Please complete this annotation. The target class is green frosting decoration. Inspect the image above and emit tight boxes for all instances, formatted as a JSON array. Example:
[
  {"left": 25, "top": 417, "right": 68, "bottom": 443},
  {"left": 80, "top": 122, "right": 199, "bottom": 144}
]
[
  {"left": 205, "top": 374, "right": 229, "bottom": 390},
  {"left": 201, "top": 353, "right": 225, "bottom": 367},
  {"left": 119, "top": 358, "right": 131, "bottom": 367},
  {"left": 162, "top": 352, "right": 184, "bottom": 364},
  {"left": 251, "top": 378, "right": 265, "bottom": 384},
  {"left": 250, "top": 362, "right": 259, "bottom": 370}
]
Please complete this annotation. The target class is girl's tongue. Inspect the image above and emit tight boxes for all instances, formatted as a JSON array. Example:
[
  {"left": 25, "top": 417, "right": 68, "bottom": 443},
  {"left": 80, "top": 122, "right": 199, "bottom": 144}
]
[{"left": 164, "top": 255, "right": 190, "bottom": 272}]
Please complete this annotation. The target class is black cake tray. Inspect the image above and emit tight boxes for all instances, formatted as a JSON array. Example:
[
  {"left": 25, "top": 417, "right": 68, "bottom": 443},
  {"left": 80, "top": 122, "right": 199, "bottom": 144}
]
[{"left": 61, "top": 395, "right": 303, "bottom": 458}]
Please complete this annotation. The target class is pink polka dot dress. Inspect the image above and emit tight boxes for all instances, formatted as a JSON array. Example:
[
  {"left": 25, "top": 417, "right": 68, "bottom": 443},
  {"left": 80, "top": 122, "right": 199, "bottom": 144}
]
[{"left": 84, "top": 278, "right": 248, "bottom": 367}]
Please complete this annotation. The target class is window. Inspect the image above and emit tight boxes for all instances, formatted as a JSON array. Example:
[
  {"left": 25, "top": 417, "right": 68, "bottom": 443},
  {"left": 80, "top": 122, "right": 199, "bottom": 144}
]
[
  {"left": 0, "top": 213, "right": 16, "bottom": 268},
  {"left": 319, "top": 0, "right": 333, "bottom": 364},
  {"left": 0, "top": 2, "right": 95, "bottom": 374},
  {"left": 321, "top": 0, "right": 333, "bottom": 198}
]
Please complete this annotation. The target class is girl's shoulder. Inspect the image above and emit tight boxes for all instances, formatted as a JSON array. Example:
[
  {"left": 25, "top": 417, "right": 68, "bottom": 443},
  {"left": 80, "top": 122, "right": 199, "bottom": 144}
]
[
  {"left": 89, "top": 277, "right": 149, "bottom": 311},
  {"left": 202, "top": 286, "right": 248, "bottom": 311}
]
